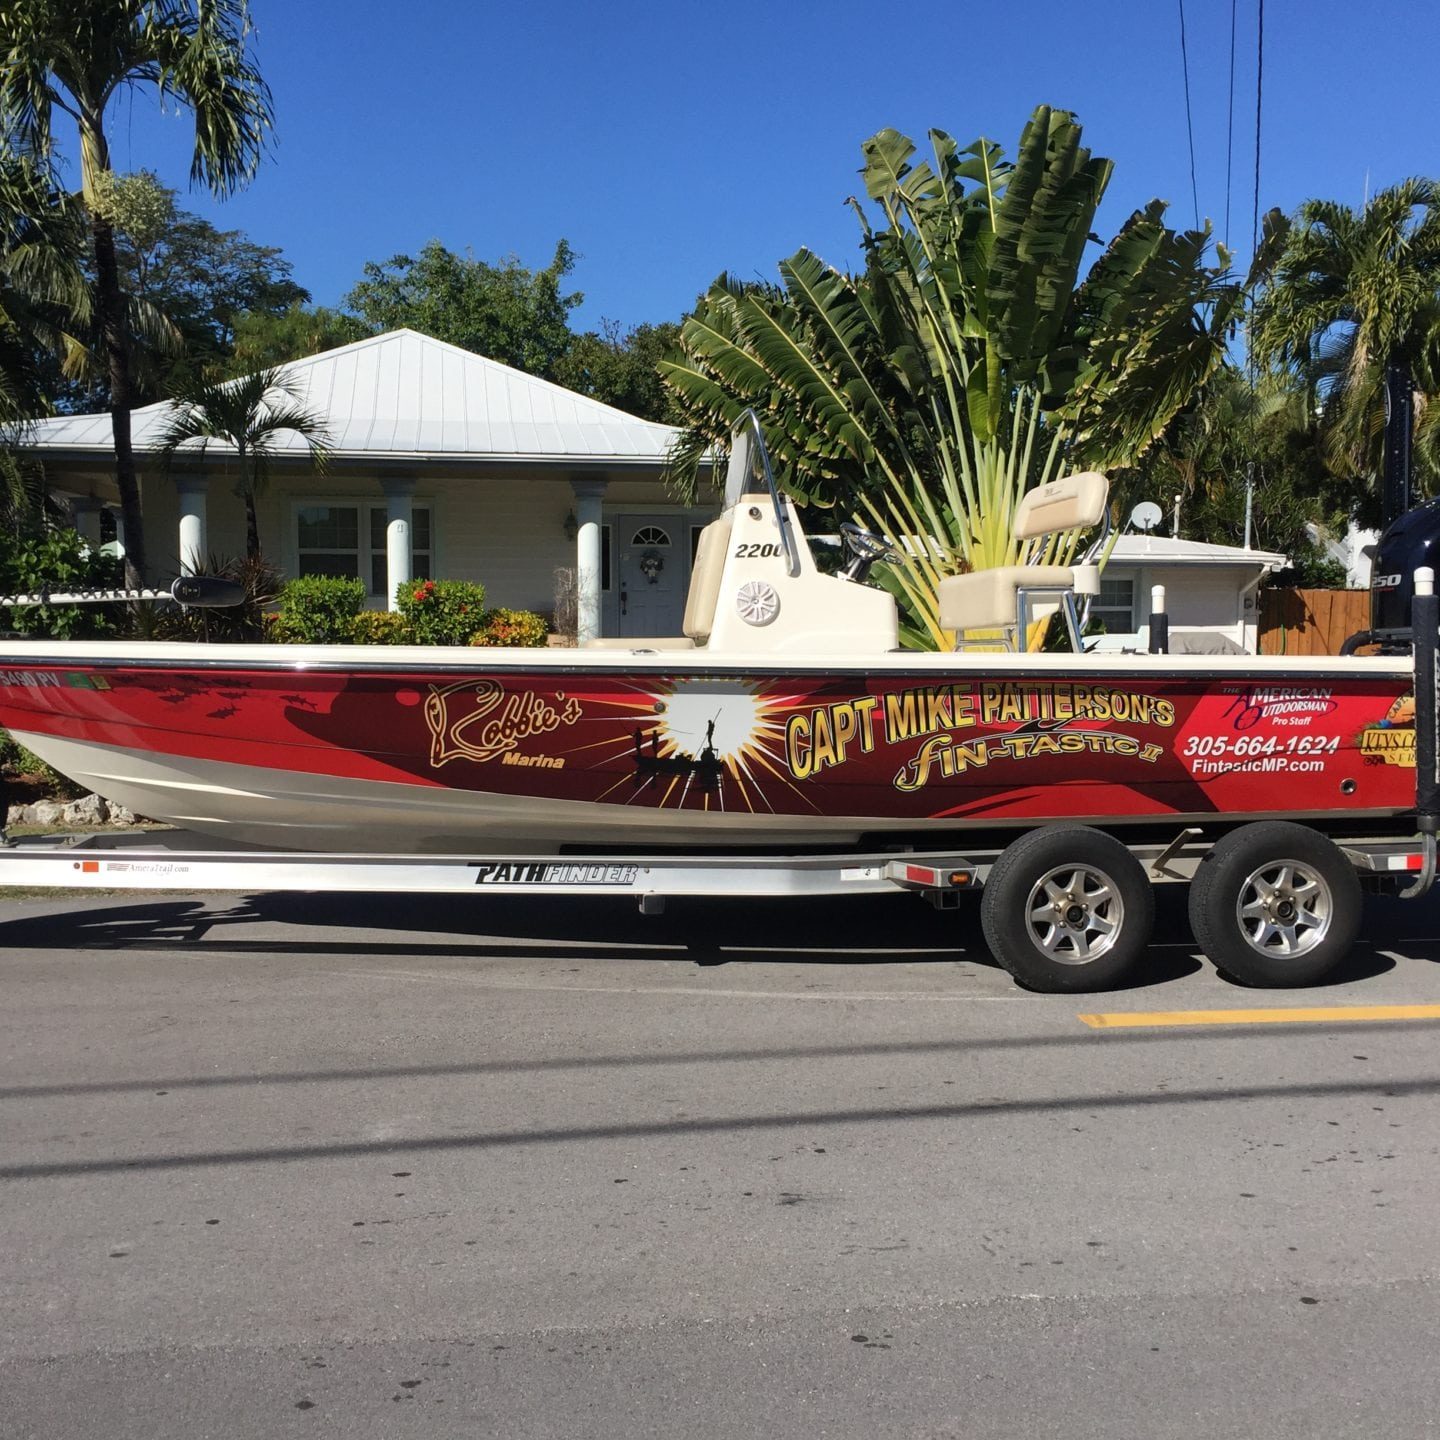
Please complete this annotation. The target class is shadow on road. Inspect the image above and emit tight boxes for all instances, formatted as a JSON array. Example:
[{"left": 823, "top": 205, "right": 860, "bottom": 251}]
[
  {"left": 0, "top": 887, "right": 1216, "bottom": 990},
  {"left": 2, "top": 885, "right": 1433, "bottom": 994}
]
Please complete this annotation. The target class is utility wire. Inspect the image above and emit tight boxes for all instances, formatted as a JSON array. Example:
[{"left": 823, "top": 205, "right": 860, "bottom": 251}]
[
  {"left": 1178, "top": 0, "right": 1201, "bottom": 231},
  {"left": 1224, "top": 0, "right": 1237, "bottom": 248},
  {"left": 1253, "top": 0, "right": 1265, "bottom": 258}
]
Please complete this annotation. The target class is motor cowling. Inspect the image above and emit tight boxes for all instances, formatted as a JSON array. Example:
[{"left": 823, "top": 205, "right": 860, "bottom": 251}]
[{"left": 1369, "top": 498, "right": 1440, "bottom": 631}]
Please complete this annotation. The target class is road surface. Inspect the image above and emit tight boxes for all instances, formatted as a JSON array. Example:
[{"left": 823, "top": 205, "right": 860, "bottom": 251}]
[{"left": 3, "top": 885, "right": 1439, "bottom": 1437}]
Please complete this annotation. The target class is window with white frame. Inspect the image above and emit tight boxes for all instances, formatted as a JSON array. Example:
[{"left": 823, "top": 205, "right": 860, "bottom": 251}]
[
  {"left": 296, "top": 502, "right": 432, "bottom": 598},
  {"left": 1089, "top": 575, "right": 1137, "bottom": 635}
]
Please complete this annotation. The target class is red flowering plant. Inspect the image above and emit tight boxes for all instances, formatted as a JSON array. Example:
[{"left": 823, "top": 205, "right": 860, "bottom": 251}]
[{"left": 395, "top": 578, "right": 487, "bottom": 644}]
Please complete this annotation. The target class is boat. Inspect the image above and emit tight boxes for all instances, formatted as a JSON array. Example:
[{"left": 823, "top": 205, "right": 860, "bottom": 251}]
[{"left": 0, "top": 418, "right": 1420, "bottom": 856}]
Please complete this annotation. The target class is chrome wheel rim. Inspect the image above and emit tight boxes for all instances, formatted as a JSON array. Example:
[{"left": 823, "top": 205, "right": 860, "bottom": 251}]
[
  {"left": 1235, "top": 859, "right": 1333, "bottom": 958},
  {"left": 1025, "top": 864, "right": 1125, "bottom": 966}
]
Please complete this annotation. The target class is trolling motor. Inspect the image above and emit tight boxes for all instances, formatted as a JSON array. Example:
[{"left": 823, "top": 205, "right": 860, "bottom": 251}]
[{"left": 0, "top": 575, "right": 245, "bottom": 610}]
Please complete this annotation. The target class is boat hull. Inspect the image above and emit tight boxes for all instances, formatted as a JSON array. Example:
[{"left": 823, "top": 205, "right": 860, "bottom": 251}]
[{"left": 0, "top": 647, "right": 1420, "bottom": 852}]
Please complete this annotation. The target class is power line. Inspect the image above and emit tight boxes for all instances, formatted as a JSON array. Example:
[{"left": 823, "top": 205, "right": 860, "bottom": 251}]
[
  {"left": 1178, "top": 0, "right": 1201, "bottom": 231},
  {"left": 1253, "top": 0, "right": 1265, "bottom": 258},
  {"left": 1224, "top": 0, "right": 1237, "bottom": 248}
]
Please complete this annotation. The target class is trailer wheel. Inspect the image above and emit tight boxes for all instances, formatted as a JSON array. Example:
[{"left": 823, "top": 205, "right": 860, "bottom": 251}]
[
  {"left": 1188, "top": 822, "right": 1361, "bottom": 988},
  {"left": 981, "top": 826, "right": 1154, "bottom": 992}
]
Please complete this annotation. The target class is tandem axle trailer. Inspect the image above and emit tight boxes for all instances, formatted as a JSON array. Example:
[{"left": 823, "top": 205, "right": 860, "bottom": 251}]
[{"left": 0, "top": 823, "right": 1427, "bottom": 994}]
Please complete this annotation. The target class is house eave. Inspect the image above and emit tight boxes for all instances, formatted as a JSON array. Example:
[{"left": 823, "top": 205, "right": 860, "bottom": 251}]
[{"left": 20, "top": 445, "right": 695, "bottom": 476}]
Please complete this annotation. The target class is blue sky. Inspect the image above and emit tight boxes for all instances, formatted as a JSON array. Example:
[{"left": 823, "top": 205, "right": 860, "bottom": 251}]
[{"left": 87, "top": 0, "right": 1440, "bottom": 333}]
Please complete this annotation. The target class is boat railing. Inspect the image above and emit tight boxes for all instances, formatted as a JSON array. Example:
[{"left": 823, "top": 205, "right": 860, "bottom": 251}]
[{"left": 728, "top": 409, "right": 803, "bottom": 579}]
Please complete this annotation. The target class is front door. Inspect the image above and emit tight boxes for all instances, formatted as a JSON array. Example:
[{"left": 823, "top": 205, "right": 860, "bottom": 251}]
[{"left": 616, "top": 515, "right": 686, "bottom": 637}]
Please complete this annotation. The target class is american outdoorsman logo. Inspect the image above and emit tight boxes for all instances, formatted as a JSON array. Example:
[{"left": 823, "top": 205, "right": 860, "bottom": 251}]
[
  {"left": 1223, "top": 686, "right": 1337, "bottom": 729},
  {"left": 425, "top": 680, "right": 581, "bottom": 767}
]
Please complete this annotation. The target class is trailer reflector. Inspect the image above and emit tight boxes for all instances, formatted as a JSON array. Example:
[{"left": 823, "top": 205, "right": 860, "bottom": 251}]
[{"left": 883, "top": 861, "right": 977, "bottom": 890}]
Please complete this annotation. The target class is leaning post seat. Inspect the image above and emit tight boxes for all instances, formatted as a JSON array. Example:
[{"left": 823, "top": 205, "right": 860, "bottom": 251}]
[{"left": 937, "top": 472, "right": 1109, "bottom": 652}]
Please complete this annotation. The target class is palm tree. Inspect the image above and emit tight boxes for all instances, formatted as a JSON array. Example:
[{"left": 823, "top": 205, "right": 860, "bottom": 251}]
[
  {"left": 1252, "top": 179, "right": 1440, "bottom": 512},
  {"left": 155, "top": 368, "right": 330, "bottom": 560},
  {"left": 0, "top": 146, "right": 89, "bottom": 426},
  {"left": 0, "top": 0, "right": 273, "bottom": 586}
]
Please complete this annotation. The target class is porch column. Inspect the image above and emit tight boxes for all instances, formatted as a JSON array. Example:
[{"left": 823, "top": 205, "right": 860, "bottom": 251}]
[
  {"left": 70, "top": 496, "right": 103, "bottom": 551},
  {"left": 381, "top": 477, "right": 415, "bottom": 612},
  {"left": 571, "top": 478, "right": 608, "bottom": 644},
  {"left": 174, "top": 474, "right": 208, "bottom": 575}
]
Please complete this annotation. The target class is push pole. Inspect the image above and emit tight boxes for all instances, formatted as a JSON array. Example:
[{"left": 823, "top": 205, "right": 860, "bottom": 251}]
[
  {"left": 1403, "top": 565, "right": 1439, "bottom": 898},
  {"left": 1148, "top": 584, "right": 1169, "bottom": 654},
  {"left": 1382, "top": 361, "right": 1415, "bottom": 528}
]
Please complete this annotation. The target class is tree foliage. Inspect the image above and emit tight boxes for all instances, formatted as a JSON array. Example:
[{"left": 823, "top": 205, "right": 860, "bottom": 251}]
[
  {"left": 1111, "top": 367, "right": 1353, "bottom": 586},
  {"left": 344, "top": 239, "right": 582, "bottom": 378},
  {"left": 225, "top": 303, "right": 373, "bottom": 376},
  {"left": 1252, "top": 179, "right": 1440, "bottom": 516},
  {"left": 105, "top": 172, "right": 306, "bottom": 386},
  {"left": 0, "top": 0, "right": 274, "bottom": 584},
  {"left": 0, "top": 145, "right": 89, "bottom": 424},
  {"left": 155, "top": 366, "right": 330, "bottom": 559},
  {"left": 554, "top": 318, "right": 682, "bottom": 421}
]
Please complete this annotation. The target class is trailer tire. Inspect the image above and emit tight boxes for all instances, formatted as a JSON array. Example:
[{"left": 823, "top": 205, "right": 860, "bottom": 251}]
[
  {"left": 1188, "top": 822, "right": 1361, "bottom": 988},
  {"left": 981, "top": 826, "right": 1154, "bottom": 993}
]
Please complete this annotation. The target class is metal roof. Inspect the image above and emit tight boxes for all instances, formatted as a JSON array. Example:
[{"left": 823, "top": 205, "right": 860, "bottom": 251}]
[
  {"left": 18, "top": 329, "right": 681, "bottom": 465},
  {"left": 1110, "top": 534, "right": 1287, "bottom": 569}
]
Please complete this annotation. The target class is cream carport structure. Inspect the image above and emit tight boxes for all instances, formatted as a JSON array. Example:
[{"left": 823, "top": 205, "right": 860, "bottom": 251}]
[{"left": 17, "top": 329, "right": 706, "bottom": 643}]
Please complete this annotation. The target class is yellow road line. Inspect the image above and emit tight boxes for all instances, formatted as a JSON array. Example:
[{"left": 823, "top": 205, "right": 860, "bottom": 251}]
[{"left": 1078, "top": 1004, "right": 1440, "bottom": 1029}]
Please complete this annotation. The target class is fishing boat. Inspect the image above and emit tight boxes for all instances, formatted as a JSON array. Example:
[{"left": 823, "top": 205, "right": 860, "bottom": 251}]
[{"left": 0, "top": 416, "right": 1418, "bottom": 856}]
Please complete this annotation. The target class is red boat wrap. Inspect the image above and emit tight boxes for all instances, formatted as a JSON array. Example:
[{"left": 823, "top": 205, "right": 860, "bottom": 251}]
[{"left": 0, "top": 659, "right": 1419, "bottom": 829}]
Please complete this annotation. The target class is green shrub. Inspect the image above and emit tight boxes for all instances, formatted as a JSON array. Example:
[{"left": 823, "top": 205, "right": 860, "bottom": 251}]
[
  {"left": 396, "top": 577, "right": 487, "bottom": 645},
  {"left": 273, "top": 574, "right": 366, "bottom": 643},
  {"left": 0, "top": 728, "right": 84, "bottom": 797},
  {"left": 0, "top": 526, "right": 124, "bottom": 640},
  {"left": 469, "top": 607, "right": 549, "bottom": 647},
  {"left": 137, "top": 552, "right": 282, "bottom": 643},
  {"left": 350, "top": 609, "right": 409, "bottom": 645}
]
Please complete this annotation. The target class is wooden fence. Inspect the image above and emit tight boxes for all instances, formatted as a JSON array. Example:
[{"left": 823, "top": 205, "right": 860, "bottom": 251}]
[{"left": 1258, "top": 588, "right": 1370, "bottom": 656}]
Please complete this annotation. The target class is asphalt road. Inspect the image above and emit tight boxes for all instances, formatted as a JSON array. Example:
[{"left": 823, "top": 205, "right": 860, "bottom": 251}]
[{"left": 3, "top": 883, "right": 1440, "bottom": 1439}]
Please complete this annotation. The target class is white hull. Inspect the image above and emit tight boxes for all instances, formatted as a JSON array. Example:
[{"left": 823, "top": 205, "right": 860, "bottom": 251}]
[{"left": 11, "top": 731, "right": 878, "bottom": 852}]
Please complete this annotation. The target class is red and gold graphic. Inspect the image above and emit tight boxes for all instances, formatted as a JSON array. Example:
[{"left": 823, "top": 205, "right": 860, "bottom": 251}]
[{"left": 0, "top": 659, "right": 1420, "bottom": 833}]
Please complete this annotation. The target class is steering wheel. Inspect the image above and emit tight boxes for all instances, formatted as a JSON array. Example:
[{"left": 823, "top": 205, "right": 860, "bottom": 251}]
[{"left": 838, "top": 522, "right": 901, "bottom": 581}]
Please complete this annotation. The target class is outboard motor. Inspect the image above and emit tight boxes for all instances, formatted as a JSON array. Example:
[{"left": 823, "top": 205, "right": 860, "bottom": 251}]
[{"left": 1343, "top": 497, "right": 1440, "bottom": 653}]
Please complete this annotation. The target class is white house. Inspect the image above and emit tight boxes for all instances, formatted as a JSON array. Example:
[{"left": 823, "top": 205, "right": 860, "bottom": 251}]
[
  {"left": 17, "top": 329, "right": 715, "bottom": 644},
  {"left": 1087, "top": 533, "right": 1288, "bottom": 653}
]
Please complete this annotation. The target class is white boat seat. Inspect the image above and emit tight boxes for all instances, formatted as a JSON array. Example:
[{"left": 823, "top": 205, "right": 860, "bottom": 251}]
[
  {"left": 936, "top": 471, "right": 1108, "bottom": 652},
  {"left": 938, "top": 565, "right": 1080, "bottom": 631},
  {"left": 681, "top": 509, "right": 734, "bottom": 642}
]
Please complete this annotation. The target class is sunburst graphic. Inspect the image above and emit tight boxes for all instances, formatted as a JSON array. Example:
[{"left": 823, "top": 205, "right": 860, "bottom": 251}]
[{"left": 557, "top": 674, "right": 822, "bottom": 815}]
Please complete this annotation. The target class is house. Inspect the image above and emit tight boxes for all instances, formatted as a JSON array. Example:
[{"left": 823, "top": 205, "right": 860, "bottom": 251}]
[
  {"left": 1087, "top": 533, "right": 1288, "bottom": 653},
  {"left": 16, "top": 331, "right": 1285, "bottom": 654},
  {"left": 16, "top": 329, "right": 715, "bottom": 643}
]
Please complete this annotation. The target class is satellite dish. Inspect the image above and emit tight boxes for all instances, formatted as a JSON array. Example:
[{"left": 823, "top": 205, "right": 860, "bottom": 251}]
[{"left": 1130, "top": 501, "right": 1163, "bottom": 533}]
